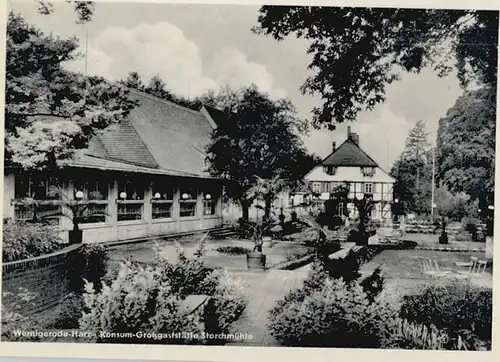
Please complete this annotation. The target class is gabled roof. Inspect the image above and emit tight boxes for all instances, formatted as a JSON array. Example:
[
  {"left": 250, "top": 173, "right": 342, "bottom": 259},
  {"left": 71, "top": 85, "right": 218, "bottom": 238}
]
[
  {"left": 71, "top": 88, "right": 216, "bottom": 178},
  {"left": 95, "top": 119, "right": 159, "bottom": 168},
  {"left": 201, "top": 104, "right": 230, "bottom": 128},
  {"left": 322, "top": 138, "right": 378, "bottom": 167}
]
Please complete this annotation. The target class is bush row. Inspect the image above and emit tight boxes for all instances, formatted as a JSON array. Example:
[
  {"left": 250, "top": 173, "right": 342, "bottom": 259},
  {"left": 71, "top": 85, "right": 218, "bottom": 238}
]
[
  {"left": 78, "top": 239, "right": 248, "bottom": 345},
  {"left": 267, "top": 255, "right": 492, "bottom": 350}
]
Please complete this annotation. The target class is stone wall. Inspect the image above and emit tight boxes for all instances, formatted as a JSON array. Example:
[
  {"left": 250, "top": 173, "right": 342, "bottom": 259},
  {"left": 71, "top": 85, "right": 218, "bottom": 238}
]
[{"left": 1, "top": 244, "right": 81, "bottom": 316}]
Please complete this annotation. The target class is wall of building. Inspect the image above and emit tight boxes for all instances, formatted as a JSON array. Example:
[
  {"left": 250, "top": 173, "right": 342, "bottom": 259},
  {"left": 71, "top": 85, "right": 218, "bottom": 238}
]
[
  {"left": 305, "top": 165, "right": 395, "bottom": 183},
  {"left": 3, "top": 173, "right": 15, "bottom": 219},
  {"left": 2, "top": 244, "right": 81, "bottom": 316},
  {"left": 4, "top": 171, "right": 224, "bottom": 244}
]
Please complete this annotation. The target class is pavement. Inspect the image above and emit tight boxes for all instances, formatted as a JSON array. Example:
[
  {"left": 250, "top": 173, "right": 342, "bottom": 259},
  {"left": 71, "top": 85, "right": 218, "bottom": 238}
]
[{"left": 226, "top": 264, "right": 311, "bottom": 346}]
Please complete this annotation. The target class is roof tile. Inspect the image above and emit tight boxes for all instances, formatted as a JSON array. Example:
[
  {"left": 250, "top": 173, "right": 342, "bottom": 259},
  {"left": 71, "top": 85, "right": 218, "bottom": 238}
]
[{"left": 322, "top": 139, "right": 379, "bottom": 167}]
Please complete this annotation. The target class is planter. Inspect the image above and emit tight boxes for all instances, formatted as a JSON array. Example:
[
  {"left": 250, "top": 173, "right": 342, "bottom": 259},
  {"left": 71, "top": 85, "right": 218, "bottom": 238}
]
[
  {"left": 68, "top": 229, "right": 83, "bottom": 244},
  {"left": 438, "top": 232, "right": 449, "bottom": 244},
  {"left": 247, "top": 252, "right": 266, "bottom": 270}
]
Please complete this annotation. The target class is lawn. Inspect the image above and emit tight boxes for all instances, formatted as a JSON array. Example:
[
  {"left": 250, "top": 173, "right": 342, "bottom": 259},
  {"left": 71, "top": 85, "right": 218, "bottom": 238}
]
[
  {"left": 107, "top": 235, "right": 312, "bottom": 271},
  {"left": 359, "top": 249, "right": 492, "bottom": 298},
  {"left": 401, "top": 233, "right": 486, "bottom": 251}
]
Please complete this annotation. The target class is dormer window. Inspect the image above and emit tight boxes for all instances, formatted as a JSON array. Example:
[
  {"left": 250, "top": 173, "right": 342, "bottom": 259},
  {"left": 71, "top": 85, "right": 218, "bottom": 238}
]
[
  {"left": 323, "top": 165, "right": 337, "bottom": 175},
  {"left": 361, "top": 167, "right": 375, "bottom": 177}
]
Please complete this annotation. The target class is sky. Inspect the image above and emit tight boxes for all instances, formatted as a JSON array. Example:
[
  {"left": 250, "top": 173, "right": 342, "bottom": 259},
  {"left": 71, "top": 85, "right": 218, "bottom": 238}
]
[{"left": 7, "top": 0, "right": 466, "bottom": 171}]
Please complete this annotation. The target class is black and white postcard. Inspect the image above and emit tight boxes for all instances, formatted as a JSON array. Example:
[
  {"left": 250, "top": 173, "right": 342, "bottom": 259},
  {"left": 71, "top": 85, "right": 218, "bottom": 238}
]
[{"left": 0, "top": 0, "right": 498, "bottom": 361}]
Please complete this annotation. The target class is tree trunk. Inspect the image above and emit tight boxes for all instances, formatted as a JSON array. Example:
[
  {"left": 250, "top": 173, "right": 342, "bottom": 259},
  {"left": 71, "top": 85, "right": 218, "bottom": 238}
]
[
  {"left": 264, "top": 195, "right": 272, "bottom": 221},
  {"left": 241, "top": 199, "right": 250, "bottom": 221}
]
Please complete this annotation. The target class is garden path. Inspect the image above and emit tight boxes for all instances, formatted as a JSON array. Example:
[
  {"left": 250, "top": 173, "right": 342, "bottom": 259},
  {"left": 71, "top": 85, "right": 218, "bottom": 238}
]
[{"left": 226, "top": 264, "right": 311, "bottom": 346}]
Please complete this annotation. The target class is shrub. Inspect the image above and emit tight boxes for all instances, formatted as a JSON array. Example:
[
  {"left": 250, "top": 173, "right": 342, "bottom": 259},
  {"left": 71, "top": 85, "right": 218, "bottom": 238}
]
[
  {"left": 215, "top": 246, "right": 251, "bottom": 255},
  {"left": 359, "top": 266, "right": 385, "bottom": 303},
  {"left": 79, "top": 237, "right": 248, "bottom": 345},
  {"left": 285, "top": 248, "right": 312, "bottom": 262},
  {"left": 1, "top": 305, "right": 43, "bottom": 342},
  {"left": 79, "top": 260, "right": 203, "bottom": 344},
  {"left": 203, "top": 269, "right": 248, "bottom": 340},
  {"left": 268, "top": 277, "right": 397, "bottom": 347},
  {"left": 52, "top": 293, "right": 86, "bottom": 330},
  {"left": 67, "top": 243, "right": 109, "bottom": 293},
  {"left": 325, "top": 249, "right": 362, "bottom": 283},
  {"left": 382, "top": 318, "right": 453, "bottom": 350},
  {"left": 2, "top": 219, "right": 64, "bottom": 262},
  {"left": 400, "top": 282, "right": 492, "bottom": 349}
]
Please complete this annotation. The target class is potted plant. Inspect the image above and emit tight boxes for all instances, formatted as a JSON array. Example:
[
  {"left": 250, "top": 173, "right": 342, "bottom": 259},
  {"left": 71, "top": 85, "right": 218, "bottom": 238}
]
[
  {"left": 352, "top": 195, "right": 377, "bottom": 246},
  {"left": 48, "top": 186, "right": 108, "bottom": 244},
  {"left": 245, "top": 176, "right": 286, "bottom": 270},
  {"left": 438, "top": 216, "right": 449, "bottom": 244}
]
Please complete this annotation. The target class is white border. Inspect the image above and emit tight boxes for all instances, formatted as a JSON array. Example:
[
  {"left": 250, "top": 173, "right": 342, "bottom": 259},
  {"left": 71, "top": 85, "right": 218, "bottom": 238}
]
[{"left": 0, "top": 0, "right": 499, "bottom": 361}]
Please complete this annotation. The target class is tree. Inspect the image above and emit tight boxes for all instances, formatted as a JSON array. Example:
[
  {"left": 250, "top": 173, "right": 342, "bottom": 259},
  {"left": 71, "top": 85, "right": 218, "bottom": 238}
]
[
  {"left": 436, "top": 86, "right": 495, "bottom": 217},
  {"left": 352, "top": 196, "right": 377, "bottom": 245},
  {"left": 390, "top": 122, "right": 432, "bottom": 215},
  {"left": 5, "top": 13, "right": 137, "bottom": 171},
  {"left": 254, "top": 7, "right": 498, "bottom": 128},
  {"left": 144, "top": 75, "right": 174, "bottom": 100},
  {"left": 206, "top": 85, "right": 311, "bottom": 220},
  {"left": 119, "top": 71, "right": 145, "bottom": 91},
  {"left": 403, "top": 120, "right": 430, "bottom": 189},
  {"left": 35, "top": 0, "right": 95, "bottom": 23}
]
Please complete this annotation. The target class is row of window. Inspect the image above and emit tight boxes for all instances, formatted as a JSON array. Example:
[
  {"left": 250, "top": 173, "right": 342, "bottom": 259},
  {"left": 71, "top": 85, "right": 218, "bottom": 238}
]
[
  {"left": 321, "top": 166, "right": 376, "bottom": 177},
  {"left": 14, "top": 175, "right": 210, "bottom": 202},
  {"left": 14, "top": 199, "right": 217, "bottom": 223},
  {"left": 13, "top": 175, "right": 218, "bottom": 223},
  {"left": 312, "top": 181, "right": 381, "bottom": 194}
]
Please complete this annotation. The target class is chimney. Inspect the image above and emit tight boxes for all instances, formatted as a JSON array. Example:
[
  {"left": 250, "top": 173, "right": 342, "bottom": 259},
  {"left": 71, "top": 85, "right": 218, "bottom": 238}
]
[
  {"left": 351, "top": 133, "right": 359, "bottom": 145},
  {"left": 332, "top": 141, "right": 336, "bottom": 151},
  {"left": 347, "top": 126, "right": 359, "bottom": 145}
]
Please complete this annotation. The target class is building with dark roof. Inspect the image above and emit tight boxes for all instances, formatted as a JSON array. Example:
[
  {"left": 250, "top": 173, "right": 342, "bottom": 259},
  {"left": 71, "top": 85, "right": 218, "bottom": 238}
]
[
  {"left": 3, "top": 89, "right": 224, "bottom": 243},
  {"left": 303, "top": 126, "right": 396, "bottom": 222}
]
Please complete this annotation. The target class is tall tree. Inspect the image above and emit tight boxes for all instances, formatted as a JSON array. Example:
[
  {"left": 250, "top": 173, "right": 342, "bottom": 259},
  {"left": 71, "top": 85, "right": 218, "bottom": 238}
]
[
  {"left": 390, "top": 122, "right": 432, "bottom": 215},
  {"left": 206, "top": 85, "right": 311, "bottom": 220},
  {"left": 5, "top": 13, "right": 137, "bottom": 171},
  {"left": 254, "top": 7, "right": 498, "bottom": 128},
  {"left": 436, "top": 86, "right": 496, "bottom": 217},
  {"left": 403, "top": 120, "right": 430, "bottom": 189}
]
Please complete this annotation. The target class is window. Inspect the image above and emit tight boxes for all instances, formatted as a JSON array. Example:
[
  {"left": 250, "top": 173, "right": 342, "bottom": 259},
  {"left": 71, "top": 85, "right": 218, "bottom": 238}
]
[
  {"left": 74, "top": 177, "right": 109, "bottom": 200},
  {"left": 151, "top": 180, "right": 174, "bottom": 219},
  {"left": 312, "top": 182, "right": 321, "bottom": 193},
  {"left": 14, "top": 174, "right": 59, "bottom": 200},
  {"left": 203, "top": 190, "right": 217, "bottom": 216},
  {"left": 73, "top": 176, "right": 109, "bottom": 223},
  {"left": 13, "top": 174, "right": 60, "bottom": 221},
  {"left": 80, "top": 203, "right": 108, "bottom": 223},
  {"left": 179, "top": 186, "right": 197, "bottom": 217},
  {"left": 152, "top": 202, "right": 173, "bottom": 219},
  {"left": 117, "top": 179, "right": 145, "bottom": 221},
  {"left": 362, "top": 167, "right": 376, "bottom": 177},
  {"left": 321, "top": 182, "right": 330, "bottom": 193},
  {"left": 338, "top": 202, "right": 344, "bottom": 216},
  {"left": 322, "top": 166, "right": 337, "bottom": 175},
  {"left": 364, "top": 183, "right": 373, "bottom": 194}
]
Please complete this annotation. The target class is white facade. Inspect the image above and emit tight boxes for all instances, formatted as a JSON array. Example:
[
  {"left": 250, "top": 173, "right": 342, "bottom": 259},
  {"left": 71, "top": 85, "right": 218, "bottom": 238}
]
[{"left": 302, "top": 126, "right": 396, "bottom": 223}]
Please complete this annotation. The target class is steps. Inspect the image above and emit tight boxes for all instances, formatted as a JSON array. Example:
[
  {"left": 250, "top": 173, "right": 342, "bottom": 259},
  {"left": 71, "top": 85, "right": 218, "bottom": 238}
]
[{"left": 209, "top": 226, "right": 239, "bottom": 239}]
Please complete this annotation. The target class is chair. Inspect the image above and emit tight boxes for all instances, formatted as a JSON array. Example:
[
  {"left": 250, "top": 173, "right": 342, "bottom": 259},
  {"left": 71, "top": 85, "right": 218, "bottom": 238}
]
[
  {"left": 456, "top": 256, "right": 480, "bottom": 274},
  {"left": 415, "top": 256, "right": 452, "bottom": 290}
]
